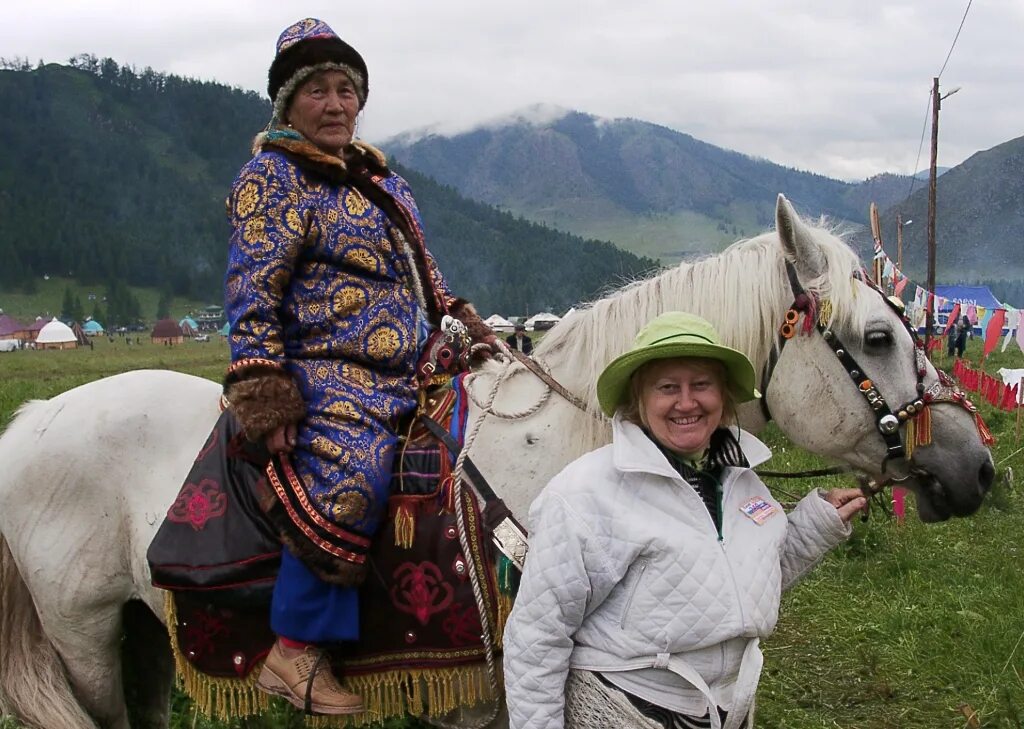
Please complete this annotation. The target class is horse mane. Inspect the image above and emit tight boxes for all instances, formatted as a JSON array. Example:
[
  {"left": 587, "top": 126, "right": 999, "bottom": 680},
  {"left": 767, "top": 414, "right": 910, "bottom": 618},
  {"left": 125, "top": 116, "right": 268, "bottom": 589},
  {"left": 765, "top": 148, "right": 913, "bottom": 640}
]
[{"left": 512, "top": 220, "right": 868, "bottom": 458}]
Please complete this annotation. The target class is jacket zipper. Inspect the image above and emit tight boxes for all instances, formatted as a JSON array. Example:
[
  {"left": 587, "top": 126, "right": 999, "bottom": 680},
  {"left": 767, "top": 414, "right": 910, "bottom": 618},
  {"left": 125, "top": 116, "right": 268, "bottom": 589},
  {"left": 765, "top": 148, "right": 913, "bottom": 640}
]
[
  {"left": 619, "top": 559, "right": 648, "bottom": 629},
  {"left": 715, "top": 476, "right": 724, "bottom": 542},
  {"left": 717, "top": 472, "right": 748, "bottom": 631}
]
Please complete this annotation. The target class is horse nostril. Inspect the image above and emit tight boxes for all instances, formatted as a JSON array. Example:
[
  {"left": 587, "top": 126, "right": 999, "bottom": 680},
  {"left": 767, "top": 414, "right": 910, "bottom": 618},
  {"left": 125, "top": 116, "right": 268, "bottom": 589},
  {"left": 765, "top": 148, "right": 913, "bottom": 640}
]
[{"left": 979, "top": 459, "right": 995, "bottom": 493}]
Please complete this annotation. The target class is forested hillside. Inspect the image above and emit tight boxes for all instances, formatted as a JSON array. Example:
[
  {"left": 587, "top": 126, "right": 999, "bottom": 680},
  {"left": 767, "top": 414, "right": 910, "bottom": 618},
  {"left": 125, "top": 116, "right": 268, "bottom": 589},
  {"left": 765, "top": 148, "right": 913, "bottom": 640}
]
[
  {"left": 881, "top": 134, "right": 1024, "bottom": 280},
  {"left": 0, "top": 57, "right": 267, "bottom": 298},
  {"left": 0, "top": 60, "right": 655, "bottom": 316}
]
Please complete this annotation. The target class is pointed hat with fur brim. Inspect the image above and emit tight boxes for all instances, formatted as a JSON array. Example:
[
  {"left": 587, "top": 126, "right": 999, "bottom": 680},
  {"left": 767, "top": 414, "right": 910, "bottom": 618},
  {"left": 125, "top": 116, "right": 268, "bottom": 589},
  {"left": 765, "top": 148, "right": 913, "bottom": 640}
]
[{"left": 267, "top": 18, "right": 369, "bottom": 115}]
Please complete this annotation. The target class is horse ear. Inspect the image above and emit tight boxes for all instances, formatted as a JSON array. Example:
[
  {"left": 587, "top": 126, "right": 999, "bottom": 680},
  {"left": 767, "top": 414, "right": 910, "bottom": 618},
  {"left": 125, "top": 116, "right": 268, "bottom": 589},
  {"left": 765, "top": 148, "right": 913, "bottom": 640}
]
[{"left": 776, "top": 194, "right": 826, "bottom": 280}]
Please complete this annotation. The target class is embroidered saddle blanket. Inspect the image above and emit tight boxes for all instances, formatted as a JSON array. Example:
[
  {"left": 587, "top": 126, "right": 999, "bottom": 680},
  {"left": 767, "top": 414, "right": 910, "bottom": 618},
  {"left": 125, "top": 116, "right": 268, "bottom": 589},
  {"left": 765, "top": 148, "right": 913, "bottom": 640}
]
[{"left": 151, "top": 376, "right": 515, "bottom": 724}]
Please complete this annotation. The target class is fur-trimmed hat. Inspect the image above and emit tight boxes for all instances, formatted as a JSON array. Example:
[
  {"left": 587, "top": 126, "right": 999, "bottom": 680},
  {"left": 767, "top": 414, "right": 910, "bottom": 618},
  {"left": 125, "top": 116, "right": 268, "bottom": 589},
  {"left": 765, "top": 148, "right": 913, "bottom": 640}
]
[{"left": 267, "top": 18, "right": 369, "bottom": 118}]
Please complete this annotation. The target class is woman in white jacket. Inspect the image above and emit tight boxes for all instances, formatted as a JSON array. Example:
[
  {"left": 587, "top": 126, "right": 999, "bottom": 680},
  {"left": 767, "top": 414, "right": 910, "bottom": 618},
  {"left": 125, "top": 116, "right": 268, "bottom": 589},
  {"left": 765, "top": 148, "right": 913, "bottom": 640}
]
[{"left": 503, "top": 311, "right": 867, "bottom": 729}]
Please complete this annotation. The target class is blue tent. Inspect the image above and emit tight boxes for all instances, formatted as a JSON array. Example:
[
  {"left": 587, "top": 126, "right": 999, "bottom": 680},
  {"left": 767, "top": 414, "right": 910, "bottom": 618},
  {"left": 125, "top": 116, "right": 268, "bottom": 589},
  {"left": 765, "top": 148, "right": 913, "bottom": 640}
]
[
  {"left": 218, "top": 322, "right": 230, "bottom": 337},
  {"left": 82, "top": 320, "right": 104, "bottom": 335},
  {"left": 935, "top": 285, "right": 1004, "bottom": 334},
  {"left": 179, "top": 316, "right": 199, "bottom": 330},
  {"left": 935, "top": 285, "right": 1002, "bottom": 312}
]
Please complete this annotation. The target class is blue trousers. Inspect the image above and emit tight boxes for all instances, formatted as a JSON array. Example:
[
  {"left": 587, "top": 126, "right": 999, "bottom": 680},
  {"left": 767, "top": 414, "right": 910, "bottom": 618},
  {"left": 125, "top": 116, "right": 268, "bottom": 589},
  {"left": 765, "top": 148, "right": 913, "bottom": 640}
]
[{"left": 270, "top": 549, "right": 359, "bottom": 643}]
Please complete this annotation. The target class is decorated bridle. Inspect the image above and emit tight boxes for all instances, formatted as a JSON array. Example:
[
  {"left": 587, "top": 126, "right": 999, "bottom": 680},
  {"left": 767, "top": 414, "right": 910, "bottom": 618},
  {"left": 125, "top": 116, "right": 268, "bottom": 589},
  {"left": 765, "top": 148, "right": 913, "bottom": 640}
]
[{"left": 761, "top": 260, "right": 994, "bottom": 479}]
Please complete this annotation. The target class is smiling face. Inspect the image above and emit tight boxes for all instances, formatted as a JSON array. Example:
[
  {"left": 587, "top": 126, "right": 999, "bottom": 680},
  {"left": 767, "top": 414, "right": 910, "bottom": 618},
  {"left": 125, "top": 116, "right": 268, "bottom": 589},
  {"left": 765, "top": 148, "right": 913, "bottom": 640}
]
[
  {"left": 637, "top": 358, "right": 726, "bottom": 456},
  {"left": 285, "top": 70, "right": 360, "bottom": 155}
]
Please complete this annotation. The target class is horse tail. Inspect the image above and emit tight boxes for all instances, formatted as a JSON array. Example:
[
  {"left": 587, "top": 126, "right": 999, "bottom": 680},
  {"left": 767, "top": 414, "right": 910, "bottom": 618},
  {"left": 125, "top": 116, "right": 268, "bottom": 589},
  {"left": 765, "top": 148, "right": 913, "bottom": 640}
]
[{"left": 0, "top": 403, "right": 98, "bottom": 729}]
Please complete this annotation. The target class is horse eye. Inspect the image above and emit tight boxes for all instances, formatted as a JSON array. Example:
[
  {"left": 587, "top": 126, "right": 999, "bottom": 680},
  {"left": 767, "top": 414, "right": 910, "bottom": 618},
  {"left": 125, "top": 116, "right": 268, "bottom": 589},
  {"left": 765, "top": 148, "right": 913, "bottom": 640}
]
[{"left": 864, "top": 330, "right": 893, "bottom": 348}]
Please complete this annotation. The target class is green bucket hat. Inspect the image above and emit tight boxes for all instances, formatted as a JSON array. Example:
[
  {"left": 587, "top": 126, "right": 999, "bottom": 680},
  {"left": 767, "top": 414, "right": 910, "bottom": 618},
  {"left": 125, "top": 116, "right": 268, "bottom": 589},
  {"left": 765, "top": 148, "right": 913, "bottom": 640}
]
[{"left": 596, "top": 311, "right": 759, "bottom": 416}]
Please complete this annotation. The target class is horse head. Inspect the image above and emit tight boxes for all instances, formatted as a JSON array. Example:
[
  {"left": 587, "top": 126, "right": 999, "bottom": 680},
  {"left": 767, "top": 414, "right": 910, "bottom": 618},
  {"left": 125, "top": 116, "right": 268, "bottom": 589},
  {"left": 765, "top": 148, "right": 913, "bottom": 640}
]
[{"left": 758, "top": 195, "right": 994, "bottom": 521}]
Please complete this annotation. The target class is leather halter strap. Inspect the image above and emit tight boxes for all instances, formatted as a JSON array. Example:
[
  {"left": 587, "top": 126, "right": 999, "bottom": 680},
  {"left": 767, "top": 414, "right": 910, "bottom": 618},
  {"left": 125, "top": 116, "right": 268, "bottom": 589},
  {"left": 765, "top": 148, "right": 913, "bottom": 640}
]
[{"left": 761, "top": 262, "right": 928, "bottom": 468}]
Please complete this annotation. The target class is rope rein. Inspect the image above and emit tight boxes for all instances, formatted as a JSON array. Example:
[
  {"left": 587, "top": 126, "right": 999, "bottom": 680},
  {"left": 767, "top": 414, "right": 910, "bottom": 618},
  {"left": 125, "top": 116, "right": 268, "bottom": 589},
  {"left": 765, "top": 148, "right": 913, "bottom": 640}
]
[{"left": 436, "top": 355, "right": 508, "bottom": 728}]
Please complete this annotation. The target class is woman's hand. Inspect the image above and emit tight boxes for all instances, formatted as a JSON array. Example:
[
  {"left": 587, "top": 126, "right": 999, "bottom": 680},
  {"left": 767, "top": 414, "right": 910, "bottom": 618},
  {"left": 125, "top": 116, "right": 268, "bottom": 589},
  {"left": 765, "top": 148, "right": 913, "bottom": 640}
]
[
  {"left": 823, "top": 488, "right": 868, "bottom": 524},
  {"left": 265, "top": 423, "right": 298, "bottom": 455}
]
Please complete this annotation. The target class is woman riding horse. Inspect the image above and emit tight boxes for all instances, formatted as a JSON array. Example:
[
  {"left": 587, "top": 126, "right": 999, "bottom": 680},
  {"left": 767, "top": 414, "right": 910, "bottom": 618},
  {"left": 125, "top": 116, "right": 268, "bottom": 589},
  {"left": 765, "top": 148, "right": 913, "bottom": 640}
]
[
  {"left": 503, "top": 312, "right": 867, "bottom": 729},
  {"left": 224, "top": 18, "right": 493, "bottom": 714}
]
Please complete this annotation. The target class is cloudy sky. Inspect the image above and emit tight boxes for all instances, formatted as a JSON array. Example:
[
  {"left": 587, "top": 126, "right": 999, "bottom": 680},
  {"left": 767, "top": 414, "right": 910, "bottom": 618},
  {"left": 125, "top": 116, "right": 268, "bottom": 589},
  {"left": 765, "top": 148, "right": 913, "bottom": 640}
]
[{"left": 3, "top": 0, "right": 1020, "bottom": 181}]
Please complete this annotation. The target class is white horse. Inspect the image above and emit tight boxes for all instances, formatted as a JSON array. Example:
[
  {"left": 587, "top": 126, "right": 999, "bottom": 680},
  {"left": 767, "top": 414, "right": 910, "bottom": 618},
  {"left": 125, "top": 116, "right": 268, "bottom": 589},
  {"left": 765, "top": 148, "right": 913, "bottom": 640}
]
[{"left": 0, "top": 196, "right": 994, "bottom": 729}]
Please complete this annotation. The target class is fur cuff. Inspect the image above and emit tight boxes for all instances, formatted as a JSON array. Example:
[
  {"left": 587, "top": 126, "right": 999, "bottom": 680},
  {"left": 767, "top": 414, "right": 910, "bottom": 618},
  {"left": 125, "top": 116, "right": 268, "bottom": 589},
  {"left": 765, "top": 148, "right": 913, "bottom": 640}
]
[{"left": 226, "top": 374, "right": 306, "bottom": 442}]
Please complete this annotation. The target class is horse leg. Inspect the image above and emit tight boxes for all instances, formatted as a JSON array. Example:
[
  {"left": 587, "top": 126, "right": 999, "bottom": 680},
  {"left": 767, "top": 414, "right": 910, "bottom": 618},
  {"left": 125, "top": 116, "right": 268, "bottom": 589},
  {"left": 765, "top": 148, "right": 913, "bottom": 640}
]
[
  {"left": 121, "top": 600, "right": 174, "bottom": 729},
  {"left": 0, "top": 535, "right": 98, "bottom": 729},
  {"left": 42, "top": 604, "right": 132, "bottom": 729}
]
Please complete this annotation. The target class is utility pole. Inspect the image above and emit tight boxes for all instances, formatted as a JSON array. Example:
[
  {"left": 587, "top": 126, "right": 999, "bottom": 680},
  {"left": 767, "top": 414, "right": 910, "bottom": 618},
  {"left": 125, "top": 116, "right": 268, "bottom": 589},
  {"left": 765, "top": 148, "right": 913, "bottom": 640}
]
[
  {"left": 896, "top": 213, "right": 904, "bottom": 272},
  {"left": 925, "top": 79, "right": 961, "bottom": 354},
  {"left": 925, "top": 77, "right": 939, "bottom": 353}
]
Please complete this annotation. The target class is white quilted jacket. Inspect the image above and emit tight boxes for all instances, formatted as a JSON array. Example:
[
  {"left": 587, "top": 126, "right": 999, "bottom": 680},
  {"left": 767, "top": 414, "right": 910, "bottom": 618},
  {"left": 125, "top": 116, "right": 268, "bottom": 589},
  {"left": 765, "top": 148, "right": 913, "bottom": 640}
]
[{"left": 503, "top": 416, "right": 851, "bottom": 729}]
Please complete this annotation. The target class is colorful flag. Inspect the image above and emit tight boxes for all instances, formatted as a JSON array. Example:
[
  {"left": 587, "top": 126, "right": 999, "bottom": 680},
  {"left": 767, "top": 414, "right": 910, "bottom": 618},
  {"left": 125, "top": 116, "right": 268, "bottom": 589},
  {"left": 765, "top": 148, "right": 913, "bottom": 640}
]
[
  {"left": 983, "top": 309, "right": 1007, "bottom": 360},
  {"left": 943, "top": 303, "right": 961, "bottom": 335},
  {"left": 1003, "top": 308, "right": 1020, "bottom": 352}
]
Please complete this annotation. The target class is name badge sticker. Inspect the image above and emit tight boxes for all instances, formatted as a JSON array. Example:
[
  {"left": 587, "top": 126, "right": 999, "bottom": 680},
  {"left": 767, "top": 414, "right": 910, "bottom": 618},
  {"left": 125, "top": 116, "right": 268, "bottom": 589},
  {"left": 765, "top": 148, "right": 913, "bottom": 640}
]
[{"left": 740, "top": 497, "right": 777, "bottom": 525}]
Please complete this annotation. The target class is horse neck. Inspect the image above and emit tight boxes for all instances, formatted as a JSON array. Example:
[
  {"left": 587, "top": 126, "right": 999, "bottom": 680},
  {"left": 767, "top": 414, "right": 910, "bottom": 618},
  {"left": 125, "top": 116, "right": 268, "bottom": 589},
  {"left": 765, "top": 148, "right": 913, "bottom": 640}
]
[{"left": 535, "top": 237, "right": 791, "bottom": 404}]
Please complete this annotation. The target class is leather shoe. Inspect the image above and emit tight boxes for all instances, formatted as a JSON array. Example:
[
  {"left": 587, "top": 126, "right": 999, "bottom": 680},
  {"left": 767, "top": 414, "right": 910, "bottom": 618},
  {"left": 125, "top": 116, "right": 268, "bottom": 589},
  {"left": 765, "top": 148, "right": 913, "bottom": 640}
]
[{"left": 256, "top": 641, "right": 363, "bottom": 715}]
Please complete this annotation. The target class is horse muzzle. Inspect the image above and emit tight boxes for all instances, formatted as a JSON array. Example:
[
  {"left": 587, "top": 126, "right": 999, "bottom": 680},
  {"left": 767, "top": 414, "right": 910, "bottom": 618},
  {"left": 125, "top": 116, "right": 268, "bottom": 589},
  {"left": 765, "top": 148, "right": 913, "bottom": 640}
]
[{"left": 904, "top": 449, "right": 995, "bottom": 522}]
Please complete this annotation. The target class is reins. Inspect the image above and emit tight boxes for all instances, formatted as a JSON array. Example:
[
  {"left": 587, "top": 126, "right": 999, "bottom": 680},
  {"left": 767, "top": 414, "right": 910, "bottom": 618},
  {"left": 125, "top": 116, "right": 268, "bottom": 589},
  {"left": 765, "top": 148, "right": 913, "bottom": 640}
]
[{"left": 509, "top": 348, "right": 589, "bottom": 412}]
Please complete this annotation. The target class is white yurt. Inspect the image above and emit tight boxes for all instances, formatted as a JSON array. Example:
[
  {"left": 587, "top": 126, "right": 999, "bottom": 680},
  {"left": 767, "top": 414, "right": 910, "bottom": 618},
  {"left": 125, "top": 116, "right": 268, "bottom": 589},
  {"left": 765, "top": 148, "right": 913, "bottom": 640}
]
[
  {"left": 524, "top": 312, "right": 561, "bottom": 331},
  {"left": 483, "top": 314, "right": 515, "bottom": 332},
  {"left": 35, "top": 318, "right": 78, "bottom": 350}
]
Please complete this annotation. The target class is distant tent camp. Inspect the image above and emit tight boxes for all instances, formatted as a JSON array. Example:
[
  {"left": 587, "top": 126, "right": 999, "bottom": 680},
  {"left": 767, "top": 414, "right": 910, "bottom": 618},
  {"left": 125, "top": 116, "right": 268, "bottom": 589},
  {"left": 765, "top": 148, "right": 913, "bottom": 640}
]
[
  {"left": 83, "top": 320, "right": 104, "bottom": 335},
  {"left": 484, "top": 314, "right": 515, "bottom": 332},
  {"left": 197, "top": 305, "right": 225, "bottom": 331},
  {"left": 218, "top": 322, "right": 230, "bottom": 337},
  {"left": 151, "top": 318, "right": 184, "bottom": 345},
  {"left": 0, "top": 314, "right": 26, "bottom": 350},
  {"left": 0, "top": 314, "right": 27, "bottom": 341},
  {"left": 35, "top": 318, "right": 78, "bottom": 350},
  {"left": 935, "top": 285, "right": 1003, "bottom": 331},
  {"left": 179, "top": 316, "right": 199, "bottom": 331},
  {"left": 26, "top": 318, "right": 48, "bottom": 339},
  {"left": 525, "top": 312, "right": 561, "bottom": 331},
  {"left": 70, "top": 321, "right": 90, "bottom": 346}
]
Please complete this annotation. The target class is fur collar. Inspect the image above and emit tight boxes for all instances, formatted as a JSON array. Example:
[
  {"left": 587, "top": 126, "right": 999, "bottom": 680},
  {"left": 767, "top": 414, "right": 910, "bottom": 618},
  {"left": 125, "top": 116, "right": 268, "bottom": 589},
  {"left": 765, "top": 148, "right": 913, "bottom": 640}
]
[{"left": 251, "top": 127, "right": 389, "bottom": 183}]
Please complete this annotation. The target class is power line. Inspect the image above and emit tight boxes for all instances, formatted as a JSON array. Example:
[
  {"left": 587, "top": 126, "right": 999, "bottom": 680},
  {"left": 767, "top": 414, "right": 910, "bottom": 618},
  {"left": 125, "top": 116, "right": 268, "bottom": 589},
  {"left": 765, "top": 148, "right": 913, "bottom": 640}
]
[
  {"left": 938, "top": 0, "right": 973, "bottom": 78},
  {"left": 905, "top": 0, "right": 972, "bottom": 201},
  {"left": 905, "top": 90, "right": 932, "bottom": 201}
]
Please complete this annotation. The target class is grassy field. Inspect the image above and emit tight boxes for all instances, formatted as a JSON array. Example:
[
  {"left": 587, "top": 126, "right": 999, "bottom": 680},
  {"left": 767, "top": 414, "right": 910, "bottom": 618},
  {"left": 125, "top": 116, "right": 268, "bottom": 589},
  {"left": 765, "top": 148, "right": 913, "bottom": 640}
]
[{"left": 0, "top": 336, "right": 1022, "bottom": 728}]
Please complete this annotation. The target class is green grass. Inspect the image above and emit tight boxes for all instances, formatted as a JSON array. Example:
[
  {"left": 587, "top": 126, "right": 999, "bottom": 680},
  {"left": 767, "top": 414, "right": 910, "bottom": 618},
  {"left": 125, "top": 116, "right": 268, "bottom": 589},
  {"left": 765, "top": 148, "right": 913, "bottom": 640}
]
[
  {"left": 0, "top": 337, "right": 1022, "bottom": 728},
  {"left": 0, "top": 276, "right": 212, "bottom": 323},
  {"left": 0, "top": 335, "right": 230, "bottom": 429}
]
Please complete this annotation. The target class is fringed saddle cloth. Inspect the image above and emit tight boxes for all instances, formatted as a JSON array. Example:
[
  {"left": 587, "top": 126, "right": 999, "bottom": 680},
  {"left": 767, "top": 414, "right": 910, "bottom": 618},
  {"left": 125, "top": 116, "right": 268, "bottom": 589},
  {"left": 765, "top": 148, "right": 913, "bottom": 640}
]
[{"left": 156, "top": 376, "right": 519, "bottom": 726}]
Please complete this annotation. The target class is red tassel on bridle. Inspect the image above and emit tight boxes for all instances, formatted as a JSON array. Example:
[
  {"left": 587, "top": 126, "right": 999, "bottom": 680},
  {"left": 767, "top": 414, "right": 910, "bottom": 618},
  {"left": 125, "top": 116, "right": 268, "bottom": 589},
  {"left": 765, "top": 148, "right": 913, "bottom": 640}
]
[{"left": 974, "top": 411, "right": 996, "bottom": 446}]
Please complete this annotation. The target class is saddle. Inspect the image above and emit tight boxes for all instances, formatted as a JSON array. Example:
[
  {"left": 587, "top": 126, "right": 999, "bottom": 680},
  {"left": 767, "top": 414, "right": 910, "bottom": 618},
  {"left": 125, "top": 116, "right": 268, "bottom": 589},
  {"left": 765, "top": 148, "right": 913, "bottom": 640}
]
[{"left": 147, "top": 376, "right": 520, "bottom": 725}]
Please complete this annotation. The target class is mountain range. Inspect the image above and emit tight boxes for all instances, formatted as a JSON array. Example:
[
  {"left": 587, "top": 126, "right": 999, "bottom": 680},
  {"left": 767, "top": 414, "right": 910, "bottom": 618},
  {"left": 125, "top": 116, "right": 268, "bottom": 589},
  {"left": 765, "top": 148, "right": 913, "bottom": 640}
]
[
  {"left": 881, "top": 134, "right": 1024, "bottom": 280},
  {"left": 385, "top": 107, "right": 914, "bottom": 262},
  {"left": 385, "top": 107, "right": 1023, "bottom": 282}
]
